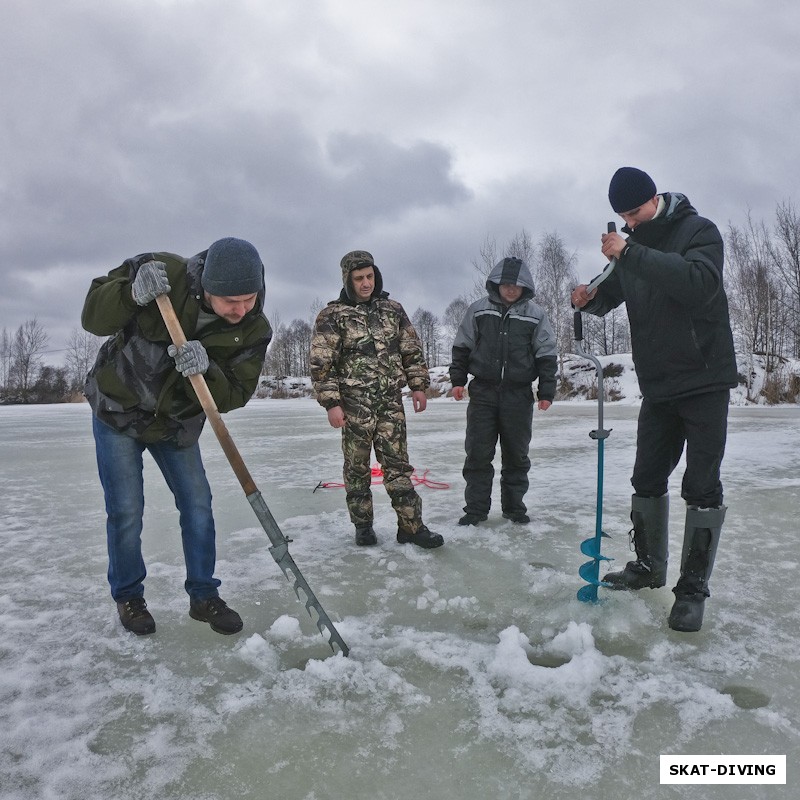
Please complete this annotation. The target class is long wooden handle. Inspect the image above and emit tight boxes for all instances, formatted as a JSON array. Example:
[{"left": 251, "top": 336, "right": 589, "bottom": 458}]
[{"left": 156, "top": 294, "right": 258, "bottom": 495}]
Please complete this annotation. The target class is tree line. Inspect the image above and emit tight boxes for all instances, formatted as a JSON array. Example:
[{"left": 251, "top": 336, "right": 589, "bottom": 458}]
[{"left": 3, "top": 201, "right": 800, "bottom": 405}]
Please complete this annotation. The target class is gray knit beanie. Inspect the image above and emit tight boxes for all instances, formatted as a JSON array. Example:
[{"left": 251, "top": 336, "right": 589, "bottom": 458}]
[{"left": 202, "top": 238, "right": 264, "bottom": 296}]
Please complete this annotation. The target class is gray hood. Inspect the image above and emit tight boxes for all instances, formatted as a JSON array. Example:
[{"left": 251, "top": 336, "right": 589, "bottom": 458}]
[{"left": 486, "top": 257, "right": 535, "bottom": 304}]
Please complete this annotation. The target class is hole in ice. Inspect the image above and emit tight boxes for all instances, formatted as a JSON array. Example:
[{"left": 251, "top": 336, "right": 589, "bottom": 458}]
[
  {"left": 721, "top": 685, "right": 771, "bottom": 709},
  {"left": 526, "top": 651, "right": 572, "bottom": 669}
]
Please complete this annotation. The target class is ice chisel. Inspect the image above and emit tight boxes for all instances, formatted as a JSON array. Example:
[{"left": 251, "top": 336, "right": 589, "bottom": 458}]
[{"left": 156, "top": 294, "right": 349, "bottom": 656}]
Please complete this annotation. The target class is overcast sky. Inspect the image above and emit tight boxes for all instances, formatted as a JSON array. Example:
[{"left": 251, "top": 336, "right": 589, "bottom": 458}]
[{"left": 2, "top": 0, "right": 799, "bottom": 362}]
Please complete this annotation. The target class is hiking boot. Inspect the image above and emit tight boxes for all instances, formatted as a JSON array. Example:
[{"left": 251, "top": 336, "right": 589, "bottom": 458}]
[
  {"left": 116, "top": 597, "right": 156, "bottom": 636},
  {"left": 355, "top": 524, "right": 378, "bottom": 546},
  {"left": 397, "top": 524, "right": 444, "bottom": 549},
  {"left": 458, "top": 513, "right": 487, "bottom": 526},
  {"left": 189, "top": 596, "right": 243, "bottom": 635},
  {"left": 502, "top": 512, "right": 530, "bottom": 524}
]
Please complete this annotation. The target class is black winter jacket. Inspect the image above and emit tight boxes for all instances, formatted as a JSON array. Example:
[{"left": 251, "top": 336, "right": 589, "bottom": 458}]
[{"left": 582, "top": 194, "right": 737, "bottom": 402}]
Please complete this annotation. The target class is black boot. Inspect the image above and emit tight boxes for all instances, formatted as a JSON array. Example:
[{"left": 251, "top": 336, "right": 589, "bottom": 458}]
[
  {"left": 458, "top": 512, "right": 487, "bottom": 526},
  {"left": 397, "top": 524, "right": 444, "bottom": 549},
  {"left": 355, "top": 524, "right": 378, "bottom": 546},
  {"left": 604, "top": 494, "right": 669, "bottom": 590},
  {"left": 668, "top": 505, "right": 725, "bottom": 632}
]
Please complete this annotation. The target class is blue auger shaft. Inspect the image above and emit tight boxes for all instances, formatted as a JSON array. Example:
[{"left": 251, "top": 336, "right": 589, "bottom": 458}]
[
  {"left": 595, "top": 437, "right": 605, "bottom": 558},
  {"left": 573, "top": 232, "right": 616, "bottom": 603}
]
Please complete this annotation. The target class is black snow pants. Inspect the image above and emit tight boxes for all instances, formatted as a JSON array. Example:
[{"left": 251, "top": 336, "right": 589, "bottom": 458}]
[
  {"left": 632, "top": 389, "right": 729, "bottom": 508},
  {"left": 462, "top": 380, "right": 534, "bottom": 517}
]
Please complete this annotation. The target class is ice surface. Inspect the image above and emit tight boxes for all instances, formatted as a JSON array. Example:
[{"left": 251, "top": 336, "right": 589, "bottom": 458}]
[{"left": 0, "top": 399, "right": 798, "bottom": 799}]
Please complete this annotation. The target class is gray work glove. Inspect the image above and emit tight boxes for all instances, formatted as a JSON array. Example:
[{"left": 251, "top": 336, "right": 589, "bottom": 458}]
[
  {"left": 167, "top": 341, "right": 209, "bottom": 377},
  {"left": 131, "top": 260, "right": 171, "bottom": 306}
]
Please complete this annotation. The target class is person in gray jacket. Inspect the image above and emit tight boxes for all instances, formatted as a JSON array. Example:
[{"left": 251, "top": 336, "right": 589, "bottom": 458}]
[{"left": 449, "top": 257, "right": 557, "bottom": 526}]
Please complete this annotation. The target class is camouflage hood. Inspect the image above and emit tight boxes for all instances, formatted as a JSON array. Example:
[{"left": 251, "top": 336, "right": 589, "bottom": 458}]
[{"left": 340, "top": 250, "right": 385, "bottom": 303}]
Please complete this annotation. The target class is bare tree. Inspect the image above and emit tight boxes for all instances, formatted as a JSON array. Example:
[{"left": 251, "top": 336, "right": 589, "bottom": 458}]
[
  {"left": 262, "top": 309, "right": 283, "bottom": 375},
  {"left": 534, "top": 232, "right": 578, "bottom": 379},
  {"left": 411, "top": 307, "right": 441, "bottom": 367},
  {"left": 265, "top": 317, "right": 312, "bottom": 376},
  {"left": 309, "top": 297, "right": 325, "bottom": 328},
  {"left": 64, "top": 327, "right": 103, "bottom": 393},
  {"left": 506, "top": 229, "right": 535, "bottom": 265},
  {"left": 726, "top": 216, "right": 779, "bottom": 358},
  {"left": 441, "top": 296, "right": 470, "bottom": 363},
  {"left": 470, "top": 235, "right": 498, "bottom": 300},
  {"left": 265, "top": 321, "right": 291, "bottom": 376},
  {"left": 287, "top": 318, "right": 313, "bottom": 376},
  {"left": 771, "top": 200, "right": 800, "bottom": 356},
  {"left": 9, "top": 318, "right": 49, "bottom": 401},
  {"left": 0, "top": 328, "right": 10, "bottom": 393}
]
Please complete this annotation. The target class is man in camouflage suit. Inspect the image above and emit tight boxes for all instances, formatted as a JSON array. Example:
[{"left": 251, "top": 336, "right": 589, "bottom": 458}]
[{"left": 311, "top": 250, "right": 443, "bottom": 549}]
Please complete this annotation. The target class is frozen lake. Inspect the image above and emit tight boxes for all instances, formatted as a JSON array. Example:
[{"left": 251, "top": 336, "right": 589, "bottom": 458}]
[{"left": 1, "top": 398, "right": 798, "bottom": 799}]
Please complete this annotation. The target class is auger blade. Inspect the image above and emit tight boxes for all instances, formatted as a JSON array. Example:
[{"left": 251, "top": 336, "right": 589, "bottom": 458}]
[
  {"left": 249, "top": 491, "right": 350, "bottom": 656},
  {"left": 580, "top": 535, "right": 612, "bottom": 561},
  {"left": 579, "top": 560, "right": 599, "bottom": 584},
  {"left": 577, "top": 583, "right": 599, "bottom": 603}
]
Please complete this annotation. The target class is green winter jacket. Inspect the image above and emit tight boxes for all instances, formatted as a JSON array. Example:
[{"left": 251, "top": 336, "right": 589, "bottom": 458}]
[{"left": 82, "top": 250, "right": 272, "bottom": 445}]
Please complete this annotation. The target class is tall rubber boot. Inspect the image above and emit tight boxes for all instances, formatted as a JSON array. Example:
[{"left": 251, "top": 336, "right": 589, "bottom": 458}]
[
  {"left": 668, "top": 505, "right": 725, "bottom": 632},
  {"left": 604, "top": 494, "right": 669, "bottom": 590}
]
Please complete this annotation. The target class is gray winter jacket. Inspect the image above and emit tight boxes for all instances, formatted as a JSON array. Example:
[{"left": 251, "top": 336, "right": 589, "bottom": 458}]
[{"left": 449, "top": 258, "right": 558, "bottom": 401}]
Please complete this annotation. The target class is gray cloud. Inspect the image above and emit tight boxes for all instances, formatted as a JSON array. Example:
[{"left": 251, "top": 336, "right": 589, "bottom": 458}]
[{"left": 2, "top": 0, "right": 800, "bottom": 362}]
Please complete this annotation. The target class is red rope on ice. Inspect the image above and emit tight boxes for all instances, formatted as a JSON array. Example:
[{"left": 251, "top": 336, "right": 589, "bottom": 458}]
[{"left": 314, "top": 463, "right": 450, "bottom": 491}]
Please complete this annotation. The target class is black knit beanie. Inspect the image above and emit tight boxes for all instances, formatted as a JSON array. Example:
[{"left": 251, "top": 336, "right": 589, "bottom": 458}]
[
  {"left": 202, "top": 238, "right": 264, "bottom": 296},
  {"left": 608, "top": 167, "right": 657, "bottom": 213}
]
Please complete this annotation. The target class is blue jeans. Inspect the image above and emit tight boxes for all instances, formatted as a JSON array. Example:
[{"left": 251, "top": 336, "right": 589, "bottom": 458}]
[{"left": 92, "top": 415, "right": 221, "bottom": 603}]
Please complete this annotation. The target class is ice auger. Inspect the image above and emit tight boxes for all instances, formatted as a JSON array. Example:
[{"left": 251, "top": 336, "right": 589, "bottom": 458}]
[{"left": 574, "top": 222, "right": 618, "bottom": 603}]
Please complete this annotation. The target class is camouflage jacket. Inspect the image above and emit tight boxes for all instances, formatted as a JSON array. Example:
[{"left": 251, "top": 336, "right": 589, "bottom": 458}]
[
  {"left": 82, "top": 250, "right": 272, "bottom": 446},
  {"left": 310, "top": 289, "right": 430, "bottom": 410}
]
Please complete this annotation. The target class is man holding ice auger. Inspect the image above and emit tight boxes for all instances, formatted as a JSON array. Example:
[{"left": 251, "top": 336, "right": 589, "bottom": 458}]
[
  {"left": 82, "top": 238, "right": 272, "bottom": 636},
  {"left": 572, "top": 167, "right": 737, "bottom": 632}
]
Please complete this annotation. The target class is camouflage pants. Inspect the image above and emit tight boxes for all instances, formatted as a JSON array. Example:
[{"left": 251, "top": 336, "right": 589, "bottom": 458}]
[{"left": 340, "top": 389, "right": 423, "bottom": 533}]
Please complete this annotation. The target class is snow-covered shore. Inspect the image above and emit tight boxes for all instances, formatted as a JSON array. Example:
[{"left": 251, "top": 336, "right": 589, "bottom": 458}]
[{"left": 257, "top": 353, "right": 800, "bottom": 407}]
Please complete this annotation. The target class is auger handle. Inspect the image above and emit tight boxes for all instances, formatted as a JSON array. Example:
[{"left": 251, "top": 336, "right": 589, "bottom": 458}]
[
  {"left": 585, "top": 221, "right": 619, "bottom": 294},
  {"left": 574, "top": 310, "right": 583, "bottom": 342}
]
